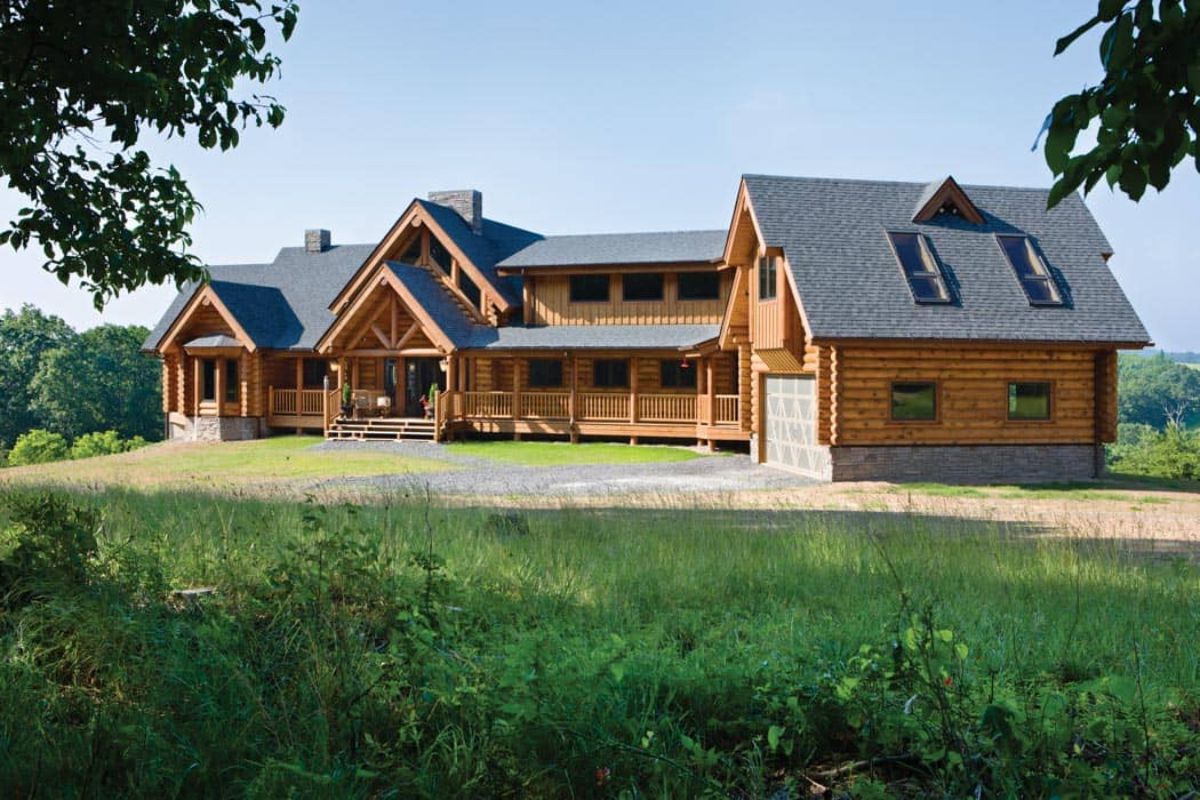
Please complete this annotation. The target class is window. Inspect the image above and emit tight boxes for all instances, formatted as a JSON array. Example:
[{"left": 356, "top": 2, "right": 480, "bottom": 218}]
[
  {"left": 570, "top": 274, "right": 610, "bottom": 303},
  {"left": 677, "top": 271, "right": 720, "bottom": 301},
  {"left": 302, "top": 358, "right": 328, "bottom": 389},
  {"left": 592, "top": 359, "right": 628, "bottom": 389},
  {"left": 890, "top": 381, "right": 938, "bottom": 421},
  {"left": 996, "top": 236, "right": 1063, "bottom": 306},
  {"left": 429, "top": 236, "right": 452, "bottom": 275},
  {"left": 622, "top": 272, "right": 664, "bottom": 301},
  {"left": 224, "top": 359, "right": 239, "bottom": 403},
  {"left": 1008, "top": 382, "right": 1051, "bottom": 420},
  {"left": 458, "top": 269, "right": 481, "bottom": 308},
  {"left": 201, "top": 359, "right": 217, "bottom": 401},
  {"left": 528, "top": 358, "right": 563, "bottom": 388},
  {"left": 660, "top": 359, "right": 697, "bottom": 389},
  {"left": 758, "top": 256, "right": 777, "bottom": 301},
  {"left": 887, "top": 232, "right": 950, "bottom": 304},
  {"left": 400, "top": 233, "right": 422, "bottom": 265}
]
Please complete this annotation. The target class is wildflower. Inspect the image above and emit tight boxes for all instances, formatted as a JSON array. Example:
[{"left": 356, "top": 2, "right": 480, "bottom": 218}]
[
  {"left": 944, "top": 676, "right": 953, "bottom": 687},
  {"left": 595, "top": 766, "right": 611, "bottom": 787}
]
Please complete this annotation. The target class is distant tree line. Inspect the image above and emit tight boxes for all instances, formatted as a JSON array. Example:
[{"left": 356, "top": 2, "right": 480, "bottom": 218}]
[
  {"left": 0, "top": 305, "right": 161, "bottom": 466},
  {"left": 1109, "top": 352, "right": 1200, "bottom": 480}
]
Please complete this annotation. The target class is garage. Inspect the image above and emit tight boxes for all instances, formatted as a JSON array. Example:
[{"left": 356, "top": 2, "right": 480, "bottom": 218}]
[{"left": 763, "top": 374, "right": 829, "bottom": 478}]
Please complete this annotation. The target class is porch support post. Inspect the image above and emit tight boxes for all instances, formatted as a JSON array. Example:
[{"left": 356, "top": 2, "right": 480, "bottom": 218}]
[
  {"left": 706, "top": 356, "right": 715, "bottom": 426},
  {"left": 568, "top": 353, "right": 578, "bottom": 444},
  {"left": 214, "top": 356, "right": 224, "bottom": 418},
  {"left": 629, "top": 356, "right": 638, "bottom": 424},
  {"left": 192, "top": 356, "right": 200, "bottom": 417},
  {"left": 512, "top": 357, "right": 522, "bottom": 436}
]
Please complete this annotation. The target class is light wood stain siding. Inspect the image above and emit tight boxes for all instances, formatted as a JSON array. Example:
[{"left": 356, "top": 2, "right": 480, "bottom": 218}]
[{"left": 527, "top": 270, "right": 730, "bottom": 326}]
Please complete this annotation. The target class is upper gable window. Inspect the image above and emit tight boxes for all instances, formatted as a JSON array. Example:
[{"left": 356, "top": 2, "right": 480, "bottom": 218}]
[
  {"left": 886, "top": 232, "right": 950, "bottom": 304},
  {"left": 996, "top": 235, "right": 1063, "bottom": 306},
  {"left": 570, "top": 274, "right": 610, "bottom": 303},
  {"left": 429, "top": 237, "right": 452, "bottom": 275},
  {"left": 622, "top": 273, "right": 664, "bottom": 302},
  {"left": 400, "top": 233, "right": 423, "bottom": 265},
  {"left": 458, "top": 269, "right": 482, "bottom": 309},
  {"left": 677, "top": 271, "right": 720, "bottom": 301},
  {"left": 758, "top": 256, "right": 778, "bottom": 301}
]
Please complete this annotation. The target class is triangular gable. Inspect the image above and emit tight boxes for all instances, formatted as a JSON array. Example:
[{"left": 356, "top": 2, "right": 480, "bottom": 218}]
[
  {"left": 155, "top": 284, "right": 257, "bottom": 353},
  {"left": 328, "top": 199, "right": 515, "bottom": 320},
  {"left": 718, "top": 261, "right": 749, "bottom": 350},
  {"left": 722, "top": 179, "right": 766, "bottom": 266},
  {"left": 316, "top": 262, "right": 464, "bottom": 354},
  {"left": 912, "top": 176, "right": 984, "bottom": 224}
]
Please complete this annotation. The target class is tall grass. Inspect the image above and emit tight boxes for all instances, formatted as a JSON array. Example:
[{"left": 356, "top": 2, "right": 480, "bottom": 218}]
[{"left": 1, "top": 487, "right": 1198, "bottom": 796}]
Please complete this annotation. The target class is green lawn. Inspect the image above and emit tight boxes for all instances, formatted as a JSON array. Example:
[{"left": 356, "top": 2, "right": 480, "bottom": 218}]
[
  {"left": 2, "top": 435, "right": 451, "bottom": 488},
  {"left": 444, "top": 439, "right": 705, "bottom": 466},
  {"left": 1, "top": 487, "right": 1198, "bottom": 796}
]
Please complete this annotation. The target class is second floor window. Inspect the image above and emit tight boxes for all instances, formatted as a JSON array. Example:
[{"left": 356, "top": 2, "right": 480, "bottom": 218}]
[
  {"left": 758, "top": 256, "right": 778, "bottom": 301},
  {"left": 887, "top": 232, "right": 950, "bottom": 304},
  {"left": 458, "top": 269, "right": 482, "bottom": 309},
  {"left": 622, "top": 273, "right": 664, "bottom": 302},
  {"left": 996, "top": 235, "right": 1063, "bottom": 306},
  {"left": 592, "top": 359, "right": 629, "bottom": 389},
  {"left": 429, "top": 237, "right": 452, "bottom": 275},
  {"left": 400, "top": 233, "right": 422, "bottom": 265},
  {"left": 677, "top": 271, "right": 720, "bottom": 301},
  {"left": 528, "top": 359, "right": 563, "bottom": 388},
  {"left": 570, "top": 274, "right": 610, "bottom": 303}
]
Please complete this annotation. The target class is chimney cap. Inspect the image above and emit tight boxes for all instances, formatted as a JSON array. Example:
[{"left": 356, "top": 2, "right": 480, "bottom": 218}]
[
  {"left": 305, "top": 229, "right": 331, "bottom": 253},
  {"left": 427, "top": 190, "right": 483, "bottom": 235}
]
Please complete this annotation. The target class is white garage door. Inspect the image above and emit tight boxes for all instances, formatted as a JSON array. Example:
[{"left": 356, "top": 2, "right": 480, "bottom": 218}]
[{"left": 764, "top": 375, "right": 828, "bottom": 477}]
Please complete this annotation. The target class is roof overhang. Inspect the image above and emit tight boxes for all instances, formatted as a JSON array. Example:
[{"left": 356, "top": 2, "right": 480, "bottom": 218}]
[
  {"left": 722, "top": 179, "right": 767, "bottom": 266},
  {"left": 155, "top": 284, "right": 257, "bottom": 354},
  {"left": 315, "top": 264, "right": 458, "bottom": 354}
]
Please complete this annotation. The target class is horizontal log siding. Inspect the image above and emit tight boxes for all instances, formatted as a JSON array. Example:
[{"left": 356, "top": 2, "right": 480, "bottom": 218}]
[
  {"left": 830, "top": 345, "right": 1102, "bottom": 445},
  {"left": 528, "top": 270, "right": 730, "bottom": 326}
]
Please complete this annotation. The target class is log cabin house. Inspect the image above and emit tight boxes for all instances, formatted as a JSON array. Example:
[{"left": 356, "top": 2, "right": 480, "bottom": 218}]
[{"left": 143, "top": 175, "right": 1151, "bottom": 482}]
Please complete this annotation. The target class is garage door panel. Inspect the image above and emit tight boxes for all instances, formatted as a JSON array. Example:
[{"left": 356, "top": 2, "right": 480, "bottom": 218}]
[{"left": 764, "top": 375, "right": 828, "bottom": 477}]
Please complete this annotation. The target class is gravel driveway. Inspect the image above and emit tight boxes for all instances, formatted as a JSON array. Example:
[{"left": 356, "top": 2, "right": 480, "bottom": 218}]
[{"left": 305, "top": 440, "right": 814, "bottom": 497}]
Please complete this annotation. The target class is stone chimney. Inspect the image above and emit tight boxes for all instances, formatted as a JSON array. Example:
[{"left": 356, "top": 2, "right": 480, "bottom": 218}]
[
  {"left": 305, "top": 228, "right": 331, "bottom": 253},
  {"left": 428, "top": 190, "right": 483, "bottom": 235}
]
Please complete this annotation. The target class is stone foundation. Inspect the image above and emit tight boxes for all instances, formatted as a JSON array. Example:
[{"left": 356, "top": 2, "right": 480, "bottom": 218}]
[
  {"left": 168, "top": 413, "right": 266, "bottom": 442},
  {"left": 827, "top": 444, "right": 1104, "bottom": 484}
]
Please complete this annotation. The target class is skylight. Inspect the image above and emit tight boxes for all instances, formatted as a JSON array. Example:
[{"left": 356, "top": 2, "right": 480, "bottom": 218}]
[
  {"left": 886, "top": 232, "right": 950, "bottom": 304},
  {"left": 996, "top": 235, "right": 1063, "bottom": 306}
]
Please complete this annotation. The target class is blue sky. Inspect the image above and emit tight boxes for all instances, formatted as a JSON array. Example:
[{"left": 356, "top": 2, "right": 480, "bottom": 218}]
[{"left": 1, "top": 1, "right": 1196, "bottom": 349}]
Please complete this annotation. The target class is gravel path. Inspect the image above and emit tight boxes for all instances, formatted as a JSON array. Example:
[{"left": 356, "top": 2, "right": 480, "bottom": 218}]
[{"left": 305, "top": 440, "right": 814, "bottom": 497}]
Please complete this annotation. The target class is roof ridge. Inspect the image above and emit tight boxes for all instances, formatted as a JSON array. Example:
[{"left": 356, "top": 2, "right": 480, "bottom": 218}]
[
  {"left": 743, "top": 173, "right": 1055, "bottom": 194},
  {"left": 536, "top": 229, "right": 726, "bottom": 239}
]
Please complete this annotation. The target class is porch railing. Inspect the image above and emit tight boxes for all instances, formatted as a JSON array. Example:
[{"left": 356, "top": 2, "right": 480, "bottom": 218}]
[
  {"left": 714, "top": 394, "right": 740, "bottom": 425},
  {"left": 637, "top": 394, "right": 695, "bottom": 422},
  {"left": 577, "top": 392, "right": 629, "bottom": 421},
  {"left": 520, "top": 392, "right": 570, "bottom": 420},
  {"left": 439, "top": 389, "right": 744, "bottom": 428},
  {"left": 269, "top": 388, "right": 326, "bottom": 417}
]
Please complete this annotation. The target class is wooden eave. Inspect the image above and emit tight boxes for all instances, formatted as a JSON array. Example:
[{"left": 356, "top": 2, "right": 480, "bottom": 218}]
[
  {"left": 721, "top": 180, "right": 766, "bottom": 267},
  {"left": 316, "top": 266, "right": 458, "bottom": 355},
  {"left": 329, "top": 200, "right": 515, "bottom": 316},
  {"left": 156, "top": 284, "right": 257, "bottom": 354},
  {"left": 913, "top": 176, "right": 985, "bottom": 225}
]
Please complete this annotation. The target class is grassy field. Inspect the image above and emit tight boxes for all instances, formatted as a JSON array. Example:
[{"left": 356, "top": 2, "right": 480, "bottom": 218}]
[{"left": 1, "top": 486, "right": 1198, "bottom": 797}]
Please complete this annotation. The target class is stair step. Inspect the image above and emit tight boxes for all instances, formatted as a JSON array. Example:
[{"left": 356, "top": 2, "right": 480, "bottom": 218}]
[{"left": 327, "top": 416, "right": 438, "bottom": 442}]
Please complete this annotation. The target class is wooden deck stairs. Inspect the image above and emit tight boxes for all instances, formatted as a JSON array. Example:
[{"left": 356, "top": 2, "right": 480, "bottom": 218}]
[{"left": 326, "top": 416, "right": 437, "bottom": 442}]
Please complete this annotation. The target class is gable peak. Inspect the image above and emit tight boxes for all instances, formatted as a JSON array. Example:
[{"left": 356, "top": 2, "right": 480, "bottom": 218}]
[{"left": 913, "top": 175, "right": 984, "bottom": 225}]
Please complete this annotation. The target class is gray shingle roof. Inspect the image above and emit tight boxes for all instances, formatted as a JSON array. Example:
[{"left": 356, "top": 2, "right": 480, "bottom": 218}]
[
  {"left": 462, "top": 323, "right": 718, "bottom": 351},
  {"left": 496, "top": 230, "right": 726, "bottom": 269},
  {"left": 383, "top": 261, "right": 486, "bottom": 348},
  {"left": 142, "top": 244, "right": 375, "bottom": 352},
  {"left": 182, "top": 334, "right": 243, "bottom": 348},
  {"left": 742, "top": 174, "right": 1150, "bottom": 344}
]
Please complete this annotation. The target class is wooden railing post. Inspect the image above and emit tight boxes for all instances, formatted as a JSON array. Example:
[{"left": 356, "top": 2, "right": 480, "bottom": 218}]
[
  {"left": 268, "top": 385, "right": 274, "bottom": 416},
  {"left": 512, "top": 358, "right": 522, "bottom": 421},
  {"left": 706, "top": 356, "right": 715, "bottom": 426},
  {"left": 629, "top": 356, "right": 638, "bottom": 424}
]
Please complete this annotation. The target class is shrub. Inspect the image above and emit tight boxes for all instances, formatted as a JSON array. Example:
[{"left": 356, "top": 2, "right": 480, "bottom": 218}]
[
  {"left": 69, "top": 430, "right": 127, "bottom": 460},
  {"left": 0, "top": 441, "right": 8, "bottom": 468},
  {"left": 1109, "top": 423, "right": 1200, "bottom": 480},
  {"left": 8, "top": 429, "right": 69, "bottom": 466}
]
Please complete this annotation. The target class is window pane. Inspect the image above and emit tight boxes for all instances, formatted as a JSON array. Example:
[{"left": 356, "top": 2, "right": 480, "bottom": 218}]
[
  {"left": 998, "top": 236, "right": 1037, "bottom": 277},
  {"left": 891, "top": 382, "right": 937, "bottom": 421},
  {"left": 528, "top": 359, "right": 563, "bottom": 388},
  {"left": 1020, "top": 277, "right": 1057, "bottom": 304},
  {"left": 1008, "top": 382, "right": 1051, "bottom": 420},
  {"left": 400, "top": 233, "right": 422, "bottom": 265},
  {"left": 660, "top": 359, "right": 697, "bottom": 389},
  {"left": 225, "top": 360, "right": 239, "bottom": 402},
  {"left": 593, "top": 359, "right": 628, "bottom": 389},
  {"left": 890, "top": 232, "right": 925, "bottom": 277},
  {"left": 622, "top": 273, "right": 664, "bottom": 301},
  {"left": 677, "top": 271, "right": 720, "bottom": 300},
  {"left": 201, "top": 359, "right": 216, "bottom": 401},
  {"left": 458, "top": 269, "right": 481, "bottom": 307},
  {"left": 429, "top": 237, "right": 452, "bottom": 275},
  {"left": 759, "top": 256, "right": 777, "bottom": 300},
  {"left": 302, "top": 359, "right": 328, "bottom": 388},
  {"left": 907, "top": 276, "right": 946, "bottom": 302},
  {"left": 569, "top": 274, "right": 610, "bottom": 302}
]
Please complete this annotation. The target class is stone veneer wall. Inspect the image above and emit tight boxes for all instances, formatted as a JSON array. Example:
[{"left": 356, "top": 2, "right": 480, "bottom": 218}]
[
  {"left": 827, "top": 444, "right": 1103, "bottom": 484},
  {"left": 168, "top": 414, "right": 265, "bottom": 442}
]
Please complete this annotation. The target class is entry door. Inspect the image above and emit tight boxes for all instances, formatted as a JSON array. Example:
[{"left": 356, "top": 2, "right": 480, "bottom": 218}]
[{"left": 405, "top": 358, "right": 445, "bottom": 416}]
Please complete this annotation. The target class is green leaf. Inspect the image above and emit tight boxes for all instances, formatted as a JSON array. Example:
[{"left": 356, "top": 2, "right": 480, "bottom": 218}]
[
  {"left": 954, "top": 642, "right": 969, "bottom": 661},
  {"left": 767, "top": 725, "right": 785, "bottom": 752},
  {"left": 1118, "top": 163, "right": 1148, "bottom": 200},
  {"left": 1055, "top": 15, "right": 1104, "bottom": 55}
]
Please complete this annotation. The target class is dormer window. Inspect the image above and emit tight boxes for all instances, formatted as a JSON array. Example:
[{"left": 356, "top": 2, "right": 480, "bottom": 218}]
[
  {"left": 996, "top": 235, "right": 1063, "bottom": 306},
  {"left": 758, "top": 256, "right": 778, "bottom": 301},
  {"left": 429, "top": 237, "right": 452, "bottom": 275},
  {"left": 886, "top": 232, "right": 950, "bottom": 304},
  {"left": 400, "top": 233, "right": 423, "bottom": 265}
]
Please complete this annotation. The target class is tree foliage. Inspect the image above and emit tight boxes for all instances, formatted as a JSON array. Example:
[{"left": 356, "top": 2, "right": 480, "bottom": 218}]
[
  {"left": 1041, "top": 0, "right": 1200, "bottom": 207},
  {"left": 0, "top": 0, "right": 298, "bottom": 307},
  {"left": 31, "top": 325, "right": 162, "bottom": 441},
  {"left": 0, "top": 305, "right": 74, "bottom": 448},
  {"left": 7, "top": 429, "right": 69, "bottom": 466},
  {"left": 1117, "top": 352, "right": 1200, "bottom": 428}
]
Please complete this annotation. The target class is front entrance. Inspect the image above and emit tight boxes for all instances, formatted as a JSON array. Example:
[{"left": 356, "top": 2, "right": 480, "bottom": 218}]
[{"left": 405, "top": 357, "right": 445, "bottom": 417}]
